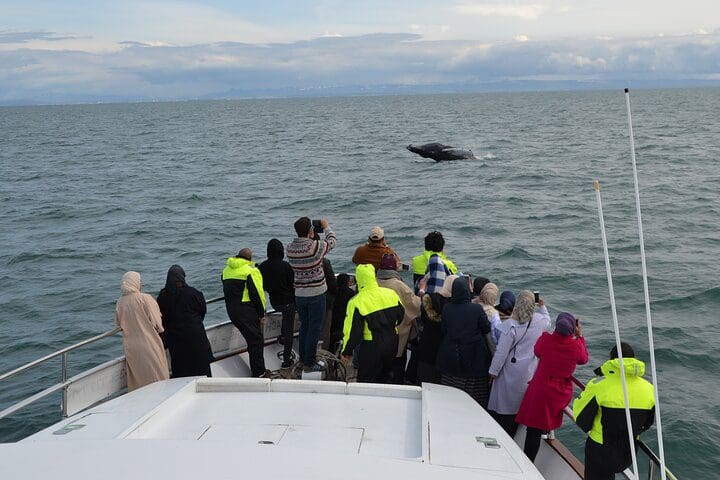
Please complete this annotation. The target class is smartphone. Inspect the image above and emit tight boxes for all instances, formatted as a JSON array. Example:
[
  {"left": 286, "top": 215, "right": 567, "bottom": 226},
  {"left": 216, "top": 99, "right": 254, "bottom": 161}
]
[
  {"left": 401, "top": 263, "right": 410, "bottom": 271},
  {"left": 311, "top": 219, "right": 324, "bottom": 234},
  {"left": 533, "top": 291, "right": 540, "bottom": 303}
]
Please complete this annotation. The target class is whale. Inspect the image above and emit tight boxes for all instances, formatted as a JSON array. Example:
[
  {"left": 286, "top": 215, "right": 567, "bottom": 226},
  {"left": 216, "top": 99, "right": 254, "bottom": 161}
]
[{"left": 406, "top": 142, "right": 476, "bottom": 162}]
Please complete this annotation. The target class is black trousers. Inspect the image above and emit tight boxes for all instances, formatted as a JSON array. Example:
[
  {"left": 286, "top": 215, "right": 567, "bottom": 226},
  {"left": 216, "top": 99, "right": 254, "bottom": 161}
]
[
  {"left": 390, "top": 349, "right": 408, "bottom": 385},
  {"left": 357, "top": 339, "right": 396, "bottom": 384},
  {"left": 230, "top": 305, "right": 266, "bottom": 377},
  {"left": 274, "top": 303, "right": 295, "bottom": 365},
  {"left": 523, "top": 427, "right": 544, "bottom": 462},
  {"left": 491, "top": 412, "right": 519, "bottom": 438},
  {"left": 584, "top": 438, "right": 632, "bottom": 480}
]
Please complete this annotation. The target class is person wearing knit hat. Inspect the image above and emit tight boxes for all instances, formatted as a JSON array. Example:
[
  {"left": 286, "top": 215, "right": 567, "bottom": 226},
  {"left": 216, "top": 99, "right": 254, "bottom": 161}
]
[
  {"left": 351, "top": 226, "right": 400, "bottom": 271},
  {"left": 515, "top": 312, "right": 588, "bottom": 463},
  {"left": 488, "top": 290, "right": 551, "bottom": 437}
]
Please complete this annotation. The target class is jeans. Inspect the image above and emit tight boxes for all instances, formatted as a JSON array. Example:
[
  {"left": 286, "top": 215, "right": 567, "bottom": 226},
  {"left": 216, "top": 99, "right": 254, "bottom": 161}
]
[{"left": 295, "top": 294, "right": 326, "bottom": 366}]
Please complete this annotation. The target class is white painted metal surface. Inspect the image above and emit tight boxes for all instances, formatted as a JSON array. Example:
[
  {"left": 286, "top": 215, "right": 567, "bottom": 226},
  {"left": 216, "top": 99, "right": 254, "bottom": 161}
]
[{"left": 6, "top": 378, "right": 548, "bottom": 479}]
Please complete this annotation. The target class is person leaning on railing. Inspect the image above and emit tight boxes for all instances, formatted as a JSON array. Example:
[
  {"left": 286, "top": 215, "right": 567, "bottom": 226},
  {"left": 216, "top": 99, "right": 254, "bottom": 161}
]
[
  {"left": 573, "top": 342, "right": 656, "bottom": 480},
  {"left": 222, "top": 248, "right": 270, "bottom": 378}
]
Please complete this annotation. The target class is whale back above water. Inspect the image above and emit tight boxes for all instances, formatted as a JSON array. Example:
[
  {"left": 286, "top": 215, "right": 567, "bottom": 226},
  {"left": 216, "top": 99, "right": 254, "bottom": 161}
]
[{"left": 406, "top": 142, "right": 476, "bottom": 161}]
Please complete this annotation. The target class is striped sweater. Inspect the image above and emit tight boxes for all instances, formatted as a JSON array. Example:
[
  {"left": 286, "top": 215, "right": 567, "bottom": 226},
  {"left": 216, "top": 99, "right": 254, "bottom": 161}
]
[{"left": 286, "top": 229, "right": 337, "bottom": 297}]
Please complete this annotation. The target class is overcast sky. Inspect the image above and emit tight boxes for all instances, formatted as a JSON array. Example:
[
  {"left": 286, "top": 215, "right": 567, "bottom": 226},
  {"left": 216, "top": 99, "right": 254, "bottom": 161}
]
[{"left": 2, "top": 1, "right": 720, "bottom": 103}]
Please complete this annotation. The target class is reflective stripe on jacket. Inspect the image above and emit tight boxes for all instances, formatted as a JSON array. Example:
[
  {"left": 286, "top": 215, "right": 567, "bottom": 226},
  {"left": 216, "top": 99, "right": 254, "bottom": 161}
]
[
  {"left": 342, "top": 264, "right": 404, "bottom": 355},
  {"left": 573, "top": 357, "right": 655, "bottom": 446}
]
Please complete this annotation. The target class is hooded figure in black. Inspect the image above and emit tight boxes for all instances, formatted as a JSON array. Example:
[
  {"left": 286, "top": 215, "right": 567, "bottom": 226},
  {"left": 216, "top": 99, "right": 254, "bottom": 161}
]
[
  {"left": 157, "top": 265, "right": 213, "bottom": 378},
  {"left": 436, "top": 276, "right": 492, "bottom": 407},
  {"left": 259, "top": 238, "right": 296, "bottom": 367}
]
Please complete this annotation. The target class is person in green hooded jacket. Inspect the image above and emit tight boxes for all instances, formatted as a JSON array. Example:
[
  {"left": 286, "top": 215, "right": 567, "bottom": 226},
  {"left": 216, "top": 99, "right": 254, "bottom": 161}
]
[
  {"left": 342, "top": 264, "right": 404, "bottom": 384},
  {"left": 222, "top": 248, "right": 269, "bottom": 378},
  {"left": 573, "top": 342, "right": 655, "bottom": 480}
]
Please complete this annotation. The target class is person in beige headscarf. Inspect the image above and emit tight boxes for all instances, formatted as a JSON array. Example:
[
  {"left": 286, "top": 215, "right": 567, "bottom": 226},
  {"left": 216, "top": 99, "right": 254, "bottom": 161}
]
[
  {"left": 474, "top": 282, "right": 501, "bottom": 346},
  {"left": 115, "top": 271, "right": 169, "bottom": 391},
  {"left": 487, "top": 290, "right": 551, "bottom": 437}
]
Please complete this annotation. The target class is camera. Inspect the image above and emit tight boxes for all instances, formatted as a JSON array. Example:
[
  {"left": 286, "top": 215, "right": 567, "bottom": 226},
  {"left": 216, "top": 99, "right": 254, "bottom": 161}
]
[{"left": 311, "top": 219, "right": 323, "bottom": 234}]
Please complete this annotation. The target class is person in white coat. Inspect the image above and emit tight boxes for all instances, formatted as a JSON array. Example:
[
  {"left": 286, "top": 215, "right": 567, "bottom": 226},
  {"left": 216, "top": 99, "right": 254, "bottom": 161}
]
[{"left": 487, "top": 290, "right": 551, "bottom": 436}]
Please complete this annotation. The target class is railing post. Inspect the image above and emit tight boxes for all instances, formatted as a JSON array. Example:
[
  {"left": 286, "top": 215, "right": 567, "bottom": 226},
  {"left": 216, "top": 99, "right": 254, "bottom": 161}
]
[
  {"left": 61, "top": 352, "right": 68, "bottom": 418},
  {"left": 648, "top": 458, "right": 656, "bottom": 480}
]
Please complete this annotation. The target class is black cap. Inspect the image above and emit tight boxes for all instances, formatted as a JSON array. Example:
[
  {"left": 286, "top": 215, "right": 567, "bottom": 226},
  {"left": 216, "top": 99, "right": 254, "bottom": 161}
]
[{"left": 610, "top": 342, "right": 635, "bottom": 359}]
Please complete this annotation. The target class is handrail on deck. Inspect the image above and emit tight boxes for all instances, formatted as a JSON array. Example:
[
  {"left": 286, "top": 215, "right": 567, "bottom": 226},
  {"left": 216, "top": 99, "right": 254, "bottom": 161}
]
[
  {"left": 0, "top": 294, "right": 228, "bottom": 422},
  {"left": 0, "top": 328, "right": 121, "bottom": 383},
  {"left": 567, "top": 375, "right": 678, "bottom": 480}
]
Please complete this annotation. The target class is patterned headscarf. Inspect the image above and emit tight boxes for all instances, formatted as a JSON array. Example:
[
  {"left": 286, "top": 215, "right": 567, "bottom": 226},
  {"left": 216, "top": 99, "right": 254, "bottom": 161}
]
[
  {"left": 511, "top": 290, "right": 536, "bottom": 324},
  {"left": 479, "top": 282, "right": 499, "bottom": 306}
]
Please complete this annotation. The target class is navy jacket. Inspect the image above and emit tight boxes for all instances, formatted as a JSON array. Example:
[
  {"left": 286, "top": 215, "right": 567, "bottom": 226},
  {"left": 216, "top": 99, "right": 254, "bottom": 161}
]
[{"left": 436, "top": 277, "right": 492, "bottom": 377}]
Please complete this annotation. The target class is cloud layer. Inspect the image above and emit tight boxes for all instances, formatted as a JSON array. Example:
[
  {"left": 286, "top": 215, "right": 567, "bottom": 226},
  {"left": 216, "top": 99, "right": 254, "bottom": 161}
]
[{"left": 2, "top": 30, "right": 720, "bottom": 104}]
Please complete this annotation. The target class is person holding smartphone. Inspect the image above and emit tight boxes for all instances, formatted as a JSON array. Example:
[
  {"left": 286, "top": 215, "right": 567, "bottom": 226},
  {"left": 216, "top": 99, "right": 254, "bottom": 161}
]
[
  {"left": 515, "top": 313, "right": 588, "bottom": 462},
  {"left": 487, "top": 290, "right": 551, "bottom": 436}
]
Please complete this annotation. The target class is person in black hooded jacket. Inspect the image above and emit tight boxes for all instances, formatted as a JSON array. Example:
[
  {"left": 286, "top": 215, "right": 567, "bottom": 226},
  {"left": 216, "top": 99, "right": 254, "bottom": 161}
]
[
  {"left": 157, "top": 265, "right": 214, "bottom": 378},
  {"left": 259, "top": 238, "right": 296, "bottom": 368},
  {"left": 437, "top": 276, "right": 492, "bottom": 408}
]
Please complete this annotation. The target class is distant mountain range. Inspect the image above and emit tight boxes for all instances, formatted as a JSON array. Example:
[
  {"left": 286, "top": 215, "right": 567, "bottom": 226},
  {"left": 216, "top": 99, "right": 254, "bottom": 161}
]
[{"left": 3, "top": 79, "right": 720, "bottom": 106}]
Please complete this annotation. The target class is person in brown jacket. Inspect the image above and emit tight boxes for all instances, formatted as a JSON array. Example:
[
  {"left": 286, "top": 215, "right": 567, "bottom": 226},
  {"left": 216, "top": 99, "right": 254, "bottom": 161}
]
[
  {"left": 376, "top": 253, "right": 420, "bottom": 384},
  {"left": 351, "top": 226, "right": 400, "bottom": 271},
  {"left": 114, "top": 271, "right": 170, "bottom": 391}
]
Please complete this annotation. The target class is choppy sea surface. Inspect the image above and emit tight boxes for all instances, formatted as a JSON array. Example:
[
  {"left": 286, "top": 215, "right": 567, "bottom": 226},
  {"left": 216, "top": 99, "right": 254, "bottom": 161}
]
[{"left": 1, "top": 89, "right": 719, "bottom": 476}]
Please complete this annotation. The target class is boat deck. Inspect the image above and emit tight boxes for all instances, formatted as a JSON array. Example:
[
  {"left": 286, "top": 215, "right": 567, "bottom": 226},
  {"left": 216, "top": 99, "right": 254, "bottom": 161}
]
[{"left": 11, "top": 378, "right": 546, "bottom": 479}]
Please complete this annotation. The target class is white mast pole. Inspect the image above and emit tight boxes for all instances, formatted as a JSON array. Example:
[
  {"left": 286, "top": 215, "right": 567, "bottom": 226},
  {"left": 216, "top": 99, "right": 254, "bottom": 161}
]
[
  {"left": 594, "top": 180, "right": 639, "bottom": 479},
  {"left": 624, "top": 88, "right": 667, "bottom": 480}
]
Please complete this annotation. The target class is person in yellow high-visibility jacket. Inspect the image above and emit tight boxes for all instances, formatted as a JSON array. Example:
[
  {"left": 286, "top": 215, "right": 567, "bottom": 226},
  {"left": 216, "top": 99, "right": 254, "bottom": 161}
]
[
  {"left": 222, "top": 248, "right": 269, "bottom": 378},
  {"left": 342, "top": 264, "right": 404, "bottom": 384},
  {"left": 573, "top": 342, "right": 655, "bottom": 480}
]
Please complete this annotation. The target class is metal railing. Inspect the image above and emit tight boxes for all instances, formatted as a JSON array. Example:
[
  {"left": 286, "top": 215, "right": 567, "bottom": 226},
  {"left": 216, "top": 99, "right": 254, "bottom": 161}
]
[
  {"left": 0, "top": 299, "right": 678, "bottom": 480},
  {"left": 0, "top": 295, "right": 227, "bottom": 422},
  {"left": 566, "top": 376, "right": 678, "bottom": 480}
]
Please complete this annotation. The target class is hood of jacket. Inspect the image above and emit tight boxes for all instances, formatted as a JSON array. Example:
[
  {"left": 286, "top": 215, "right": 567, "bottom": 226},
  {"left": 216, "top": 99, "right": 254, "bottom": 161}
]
[
  {"left": 226, "top": 256, "right": 255, "bottom": 270},
  {"left": 601, "top": 357, "right": 646, "bottom": 379},
  {"left": 356, "top": 264, "right": 379, "bottom": 291},
  {"left": 450, "top": 277, "right": 471, "bottom": 304},
  {"left": 376, "top": 269, "right": 401, "bottom": 281},
  {"left": 266, "top": 238, "right": 285, "bottom": 260},
  {"left": 121, "top": 271, "right": 141, "bottom": 295},
  {"left": 163, "top": 264, "right": 186, "bottom": 295}
]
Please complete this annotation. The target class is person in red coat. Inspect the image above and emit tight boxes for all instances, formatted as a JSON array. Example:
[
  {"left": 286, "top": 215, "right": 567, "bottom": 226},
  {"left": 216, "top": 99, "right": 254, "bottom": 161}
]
[{"left": 515, "top": 312, "right": 588, "bottom": 462}]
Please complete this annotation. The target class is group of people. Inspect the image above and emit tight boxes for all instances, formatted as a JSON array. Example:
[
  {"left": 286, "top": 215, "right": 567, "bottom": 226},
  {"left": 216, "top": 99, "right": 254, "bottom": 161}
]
[{"left": 113, "top": 219, "right": 656, "bottom": 480}]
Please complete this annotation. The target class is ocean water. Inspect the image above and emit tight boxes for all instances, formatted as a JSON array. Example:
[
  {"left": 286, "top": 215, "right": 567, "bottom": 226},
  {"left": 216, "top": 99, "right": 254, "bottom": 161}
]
[{"left": 1, "top": 89, "right": 719, "bottom": 476}]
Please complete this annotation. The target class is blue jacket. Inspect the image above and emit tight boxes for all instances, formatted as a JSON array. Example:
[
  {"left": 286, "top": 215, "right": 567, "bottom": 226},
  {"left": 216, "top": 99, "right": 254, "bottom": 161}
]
[{"left": 436, "top": 277, "right": 492, "bottom": 377}]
